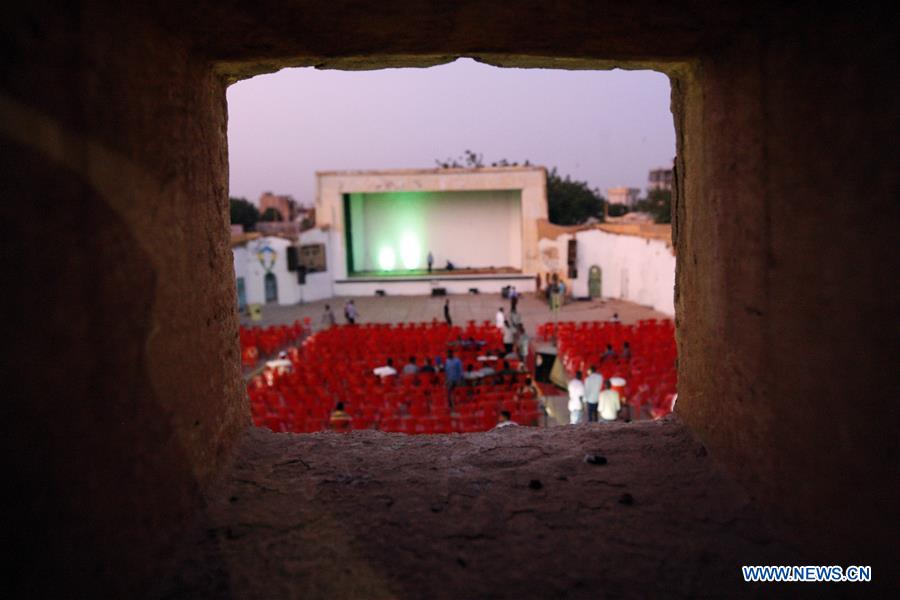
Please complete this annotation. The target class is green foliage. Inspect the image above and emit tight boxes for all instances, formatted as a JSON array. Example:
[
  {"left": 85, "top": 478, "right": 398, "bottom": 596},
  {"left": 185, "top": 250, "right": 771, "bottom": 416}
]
[
  {"left": 634, "top": 189, "right": 672, "bottom": 224},
  {"left": 606, "top": 203, "right": 629, "bottom": 217},
  {"left": 546, "top": 167, "right": 605, "bottom": 225},
  {"left": 436, "top": 151, "right": 603, "bottom": 225},
  {"left": 435, "top": 149, "right": 484, "bottom": 168},
  {"left": 260, "top": 207, "right": 283, "bottom": 222},
  {"left": 230, "top": 197, "right": 259, "bottom": 231}
]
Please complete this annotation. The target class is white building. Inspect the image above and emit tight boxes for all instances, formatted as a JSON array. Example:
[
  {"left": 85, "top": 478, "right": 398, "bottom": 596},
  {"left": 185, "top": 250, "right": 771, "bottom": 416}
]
[
  {"left": 538, "top": 223, "right": 675, "bottom": 315},
  {"left": 231, "top": 168, "right": 674, "bottom": 313},
  {"left": 232, "top": 234, "right": 309, "bottom": 307},
  {"left": 306, "top": 166, "right": 547, "bottom": 296}
]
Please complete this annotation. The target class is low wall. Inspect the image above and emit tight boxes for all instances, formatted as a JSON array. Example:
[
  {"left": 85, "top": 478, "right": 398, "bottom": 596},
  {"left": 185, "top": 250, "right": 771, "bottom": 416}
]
[
  {"left": 334, "top": 275, "right": 535, "bottom": 297},
  {"left": 539, "top": 228, "right": 675, "bottom": 315}
]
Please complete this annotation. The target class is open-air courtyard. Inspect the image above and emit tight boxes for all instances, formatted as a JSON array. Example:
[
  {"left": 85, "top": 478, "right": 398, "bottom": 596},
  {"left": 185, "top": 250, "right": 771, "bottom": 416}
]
[{"left": 240, "top": 293, "right": 668, "bottom": 331}]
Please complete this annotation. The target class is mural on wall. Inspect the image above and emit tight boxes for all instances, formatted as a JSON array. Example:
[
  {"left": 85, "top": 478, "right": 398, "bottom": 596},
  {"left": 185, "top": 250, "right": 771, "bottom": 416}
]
[{"left": 255, "top": 242, "right": 277, "bottom": 273}]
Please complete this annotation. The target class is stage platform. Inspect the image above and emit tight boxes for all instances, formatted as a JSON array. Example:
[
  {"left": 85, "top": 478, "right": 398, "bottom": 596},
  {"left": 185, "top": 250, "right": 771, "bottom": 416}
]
[{"left": 334, "top": 269, "right": 535, "bottom": 296}]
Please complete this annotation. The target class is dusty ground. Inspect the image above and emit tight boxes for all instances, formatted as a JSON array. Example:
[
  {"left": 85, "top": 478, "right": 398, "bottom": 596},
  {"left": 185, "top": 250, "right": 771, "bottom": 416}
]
[
  {"left": 167, "top": 417, "right": 822, "bottom": 599},
  {"left": 239, "top": 293, "right": 668, "bottom": 332}
]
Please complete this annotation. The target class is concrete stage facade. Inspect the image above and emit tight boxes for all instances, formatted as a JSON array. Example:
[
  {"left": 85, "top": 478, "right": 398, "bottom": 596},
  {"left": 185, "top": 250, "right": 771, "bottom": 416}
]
[
  {"left": 334, "top": 271, "right": 535, "bottom": 297},
  {"left": 315, "top": 167, "right": 548, "bottom": 285}
]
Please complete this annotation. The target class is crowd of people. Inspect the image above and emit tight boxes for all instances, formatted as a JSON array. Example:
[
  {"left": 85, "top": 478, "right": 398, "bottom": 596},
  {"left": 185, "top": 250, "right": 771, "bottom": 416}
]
[
  {"left": 567, "top": 366, "right": 625, "bottom": 425},
  {"left": 250, "top": 296, "right": 666, "bottom": 432},
  {"left": 368, "top": 333, "right": 534, "bottom": 414}
]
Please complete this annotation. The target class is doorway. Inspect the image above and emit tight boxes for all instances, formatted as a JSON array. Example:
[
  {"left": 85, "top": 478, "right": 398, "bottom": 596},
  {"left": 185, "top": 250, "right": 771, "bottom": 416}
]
[
  {"left": 588, "top": 265, "right": 602, "bottom": 298},
  {"left": 264, "top": 272, "right": 278, "bottom": 303}
]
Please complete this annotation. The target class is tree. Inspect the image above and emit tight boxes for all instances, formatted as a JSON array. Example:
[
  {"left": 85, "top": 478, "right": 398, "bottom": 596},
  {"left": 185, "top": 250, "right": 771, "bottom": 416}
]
[
  {"left": 546, "top": 167, "right": 606, "bottom": 225},
  {"left": 607, "top": 203, "right": 629, "bottom": 218},
  {"left": 436, "top": 151, "right": 605, "bottom": 225},
  {"left": 435, "top": 149, "right": 485, "bottom": 169},
  {"left": 634, "top": 189, "right": 672, "bottom": 224},
  {"left": 260, "top": 207, "right": 283, "bottom": 222},
  {"left": 230, "top": 197, "right": 259, "bottom": 231}
]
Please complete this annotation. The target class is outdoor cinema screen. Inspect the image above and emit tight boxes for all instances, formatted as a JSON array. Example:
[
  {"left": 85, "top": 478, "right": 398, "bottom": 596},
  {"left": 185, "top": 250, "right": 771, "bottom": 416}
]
[{"left": 344, "top": 190, "right": 523, "bottom": 275}]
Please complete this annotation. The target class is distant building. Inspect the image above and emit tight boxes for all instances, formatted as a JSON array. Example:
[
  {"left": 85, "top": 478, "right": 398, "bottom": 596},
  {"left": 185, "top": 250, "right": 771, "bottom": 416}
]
[
  {"left": 258, "top": 192, "right": 298, "bottom": 222},
  {"left": 256, "top": 221, "right": 301, "bottom": 239},
  {"left": 648, "top": 167, "right": 674, "bottom": 192},
  {"left": 607, "top": 186, "right": 640, "bottom": 207},
  {"left": 606, "top": 212, "right": 655, "bottom": 224},
  {"left": 296, "top": 206, "right": 316, "bottom": 229}
]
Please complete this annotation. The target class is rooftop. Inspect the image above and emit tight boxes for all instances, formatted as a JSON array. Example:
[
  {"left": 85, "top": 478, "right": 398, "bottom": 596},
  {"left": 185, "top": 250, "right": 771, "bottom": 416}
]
[
  {"left": 316, "top": 165, "right": 548, "bottom": 177},
  {"left": 536, "top": 219, "right": 673, "bottom": 245}
]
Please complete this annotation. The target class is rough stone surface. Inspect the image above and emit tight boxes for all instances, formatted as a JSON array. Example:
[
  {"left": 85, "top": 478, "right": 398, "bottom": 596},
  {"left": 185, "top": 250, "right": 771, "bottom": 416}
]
[
  {"left": 2, "top": 4, "right": 248, "bottom": 596},
  {"left": 673, "top": 10, "right": 898, "bottom": 566},
  {"left": 173, "top": 419, "right": 803, "bottom": 599}
]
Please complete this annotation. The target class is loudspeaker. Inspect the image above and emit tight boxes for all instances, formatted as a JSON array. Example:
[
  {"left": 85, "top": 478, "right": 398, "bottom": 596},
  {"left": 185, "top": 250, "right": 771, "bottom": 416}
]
[
  {"left": 296, "top": 265, "right": 307, "bottom": 284},
  {"left": 567, "top": 239, "right": 577, "bottom": 265},
  {"left": 286, "top": 246, "right": 299, "bottom": 271},
  {"left": 431, "top": 287, "right": 447, "bottom": 296},
  {"left": 375, "top": 290, "right": 386, "bottom": 296},
  {"left": 501, "top": 285, "right": 511, "bottom": 298},
  {"left": 568, "top": 266, "right": 578, "bottom": 279},
  {"left": 468, "top": 288, "right": 479, "bottom": 294}
]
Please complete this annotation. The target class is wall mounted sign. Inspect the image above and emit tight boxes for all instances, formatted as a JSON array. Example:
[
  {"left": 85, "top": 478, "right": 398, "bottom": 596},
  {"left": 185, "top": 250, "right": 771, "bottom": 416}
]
[{"left": 255, "top": 243, "right": 277, "bottom": 273}]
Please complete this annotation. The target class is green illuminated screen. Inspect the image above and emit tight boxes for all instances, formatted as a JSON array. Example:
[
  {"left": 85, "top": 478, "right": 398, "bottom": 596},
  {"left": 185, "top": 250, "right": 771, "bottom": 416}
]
[{"left": 347, "top": 190, "right": 522, "bottom": 274}]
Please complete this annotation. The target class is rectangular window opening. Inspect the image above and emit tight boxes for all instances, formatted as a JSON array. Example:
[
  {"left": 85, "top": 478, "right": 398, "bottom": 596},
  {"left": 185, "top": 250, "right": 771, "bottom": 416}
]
[{"left": 227, "top": 59, "right": 678, "bottom": 434}]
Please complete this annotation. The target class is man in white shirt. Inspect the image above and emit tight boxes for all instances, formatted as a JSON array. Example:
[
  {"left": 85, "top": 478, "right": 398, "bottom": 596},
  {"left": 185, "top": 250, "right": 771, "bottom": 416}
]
[
  {"left": 495, "top": 307, "right": 506, "bottom": 329},
  {"left": 373, "top": 358, "right": 397, "bottom": 378},
  {"left": 583, "top": 365, "right": 603, "bottom": 422},
  {"left": 567, "top": 371, "right": 585, "bottom": 424},
  {"left": 598, "top": 379, "right": 621, "bottom": 422}
]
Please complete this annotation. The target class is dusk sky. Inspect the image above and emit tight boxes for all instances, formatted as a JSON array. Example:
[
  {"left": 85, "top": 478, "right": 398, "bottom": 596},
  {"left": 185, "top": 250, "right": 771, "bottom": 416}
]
[{"left": 227, "top": 59, "right": 675, "bottom": 206}]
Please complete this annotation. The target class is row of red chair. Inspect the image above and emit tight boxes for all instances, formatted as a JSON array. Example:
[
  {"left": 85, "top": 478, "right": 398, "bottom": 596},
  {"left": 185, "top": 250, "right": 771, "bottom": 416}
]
[
  {"left": 239, "top": 319, "right": 310, "bottom": 367},
  {"left": 249, "top": 321, "right": 537, "bottom": 434},
  {"left": 539, "top": 319, "right": 678, "bottom": 419}
]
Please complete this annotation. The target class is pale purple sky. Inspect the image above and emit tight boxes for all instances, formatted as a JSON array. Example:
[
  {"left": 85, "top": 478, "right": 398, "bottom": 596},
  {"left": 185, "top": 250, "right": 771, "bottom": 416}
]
[{"left": 227, "top": 59, "right": 674, "bottom": 206}]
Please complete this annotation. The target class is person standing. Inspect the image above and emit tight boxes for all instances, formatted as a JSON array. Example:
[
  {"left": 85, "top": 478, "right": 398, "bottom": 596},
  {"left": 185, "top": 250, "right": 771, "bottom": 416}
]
[
  {"left": 344, "top": 299, "right": 358, "bottom": 324},
  {"left": 508, "top": 307, "right": 522, "bottom": 330},
  {"left": 567, "top": 371, "right": 585, "bottom": 425},
  {"left": 583, "top": 365, "right": 603, "bottom": 422},
  {"left": 321, "top": 304, "right": 336, "bottom": 328},
  {"left": 444, "top": 298, "right": 452, "bottom": 326},
  {"left": 598, "top": 379, "right": 622, "bottom": 422},
  {"left": 444, "top": 349, "right": 463, "bottom": 409},
  {"left": 509, "top": 286, "right": 519, "bottom": 312},
  {"left": 516, "top": 324, "right": 530, "bottom": 361},
  {"left": 502, "top": 320, "right": 516, "bottom": 355},
  {"left": 427, "top": 251, "right": 434, "bottom": 273},
  {"left": 495, "top": 307, "right": 506, "bottom": 329}
]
